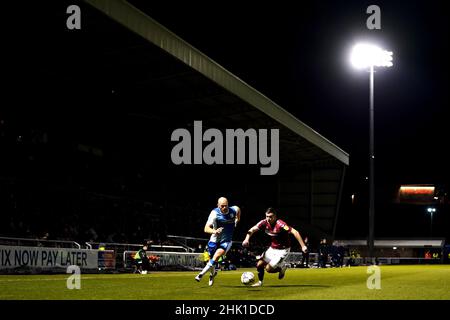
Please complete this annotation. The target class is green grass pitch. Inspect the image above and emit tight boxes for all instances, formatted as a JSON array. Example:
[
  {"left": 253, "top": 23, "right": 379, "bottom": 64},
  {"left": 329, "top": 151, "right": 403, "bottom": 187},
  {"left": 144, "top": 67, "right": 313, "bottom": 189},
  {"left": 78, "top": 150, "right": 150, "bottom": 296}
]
[{"left": 0, "top": 265, "right": 449, "bottom": 300}]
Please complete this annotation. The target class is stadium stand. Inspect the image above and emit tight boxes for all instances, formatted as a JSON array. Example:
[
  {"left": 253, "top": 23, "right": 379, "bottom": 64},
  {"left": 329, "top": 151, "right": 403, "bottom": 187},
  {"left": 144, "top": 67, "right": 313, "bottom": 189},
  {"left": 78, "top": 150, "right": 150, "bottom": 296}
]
[{"left": 1, "top": 1, "right": 448, "bottom": 275}]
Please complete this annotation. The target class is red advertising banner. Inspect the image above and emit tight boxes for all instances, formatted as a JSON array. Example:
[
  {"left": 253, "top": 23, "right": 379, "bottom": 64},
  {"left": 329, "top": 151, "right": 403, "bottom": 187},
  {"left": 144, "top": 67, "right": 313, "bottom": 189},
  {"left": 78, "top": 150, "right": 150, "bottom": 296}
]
[{"left": 398, "top": 185, "right": 435, "bottom": 204}]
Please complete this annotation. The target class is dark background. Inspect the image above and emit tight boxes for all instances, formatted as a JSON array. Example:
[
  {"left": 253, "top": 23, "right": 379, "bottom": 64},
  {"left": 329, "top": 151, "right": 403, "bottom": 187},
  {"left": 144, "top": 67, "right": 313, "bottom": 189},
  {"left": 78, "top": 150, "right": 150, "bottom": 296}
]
[
  {"left": 134, "top": 0, "right": 450, "bottom": 239},
  {"left": 1, "top": 0, "right": 449, "bottom": 243}
]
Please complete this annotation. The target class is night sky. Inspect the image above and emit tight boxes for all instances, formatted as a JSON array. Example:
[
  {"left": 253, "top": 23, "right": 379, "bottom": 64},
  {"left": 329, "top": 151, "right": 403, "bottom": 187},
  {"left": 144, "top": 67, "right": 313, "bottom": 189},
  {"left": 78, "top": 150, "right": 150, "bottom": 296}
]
[
  {"left": 140, "top": 0, "right": 450, "bottom": 185},
  {"left": 135, "top": 0, "right": 450, "bottom": 238},
  {"left": 2, "top": 1, "right": 449, "bottom": 240}
]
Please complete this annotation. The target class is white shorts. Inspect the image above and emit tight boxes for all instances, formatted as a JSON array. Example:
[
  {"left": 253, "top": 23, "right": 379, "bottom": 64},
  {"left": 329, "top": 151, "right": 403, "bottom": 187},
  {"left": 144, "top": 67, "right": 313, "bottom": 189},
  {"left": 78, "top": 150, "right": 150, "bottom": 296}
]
[{"left": 262, "top": 247, "right": 290, "bottom": 268}]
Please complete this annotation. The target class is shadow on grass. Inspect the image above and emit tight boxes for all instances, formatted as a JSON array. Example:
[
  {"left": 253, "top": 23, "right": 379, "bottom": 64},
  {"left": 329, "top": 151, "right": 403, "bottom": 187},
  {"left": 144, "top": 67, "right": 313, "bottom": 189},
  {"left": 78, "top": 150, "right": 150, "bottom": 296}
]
[{"left": 223, "top": 284, "right": 331, "bottom": 288}]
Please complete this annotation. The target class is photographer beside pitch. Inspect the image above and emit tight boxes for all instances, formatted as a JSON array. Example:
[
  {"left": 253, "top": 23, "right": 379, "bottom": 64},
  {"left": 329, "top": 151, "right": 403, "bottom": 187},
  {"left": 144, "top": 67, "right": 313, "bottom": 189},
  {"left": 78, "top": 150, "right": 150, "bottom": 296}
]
[{"left": 242, "top": 207, "right": 307, "bottom": 287}]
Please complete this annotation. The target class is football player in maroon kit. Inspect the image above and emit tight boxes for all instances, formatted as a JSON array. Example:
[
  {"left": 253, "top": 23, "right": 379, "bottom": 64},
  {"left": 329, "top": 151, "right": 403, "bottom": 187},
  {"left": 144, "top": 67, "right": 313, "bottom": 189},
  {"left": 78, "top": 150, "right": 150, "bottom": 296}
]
[{"left": 242, "top": 207, "right": 307, "bottom": 287}]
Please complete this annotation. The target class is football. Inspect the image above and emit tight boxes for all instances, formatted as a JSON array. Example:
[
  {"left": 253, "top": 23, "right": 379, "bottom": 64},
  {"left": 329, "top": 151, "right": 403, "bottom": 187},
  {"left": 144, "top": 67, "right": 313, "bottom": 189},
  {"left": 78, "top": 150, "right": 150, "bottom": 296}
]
[{"left": 240, "top": 271, "right": 255, "bottom": 285}]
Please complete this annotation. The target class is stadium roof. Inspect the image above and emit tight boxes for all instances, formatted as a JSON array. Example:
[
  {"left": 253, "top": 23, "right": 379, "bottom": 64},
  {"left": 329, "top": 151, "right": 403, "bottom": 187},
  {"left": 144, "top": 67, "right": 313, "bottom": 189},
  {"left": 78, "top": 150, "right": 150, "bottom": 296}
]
[
  {"left": 83, "top": 0, "right": 349, "bottom": 167},
  {"left": 1, "top": 0, "right": 350, "bottom": 239},
  {"left": 75, "top": 0, "right": 350, "bottom": 239}
]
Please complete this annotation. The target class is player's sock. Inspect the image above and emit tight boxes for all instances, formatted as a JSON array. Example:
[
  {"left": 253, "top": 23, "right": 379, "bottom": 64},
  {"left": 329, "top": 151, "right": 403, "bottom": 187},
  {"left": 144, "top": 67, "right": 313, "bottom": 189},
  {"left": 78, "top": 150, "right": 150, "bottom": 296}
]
[
  {"left": 278, "top": 265, "right": 287, "bottom": 279},
  {"left": 198, "top": 260, "right": 214, "bottom": 277},
  {"left": 208, "top": 269, "right": 218, "bottom": 286},
  {"left": 257, "top": 266, "right": 265, "bottom": 282}
]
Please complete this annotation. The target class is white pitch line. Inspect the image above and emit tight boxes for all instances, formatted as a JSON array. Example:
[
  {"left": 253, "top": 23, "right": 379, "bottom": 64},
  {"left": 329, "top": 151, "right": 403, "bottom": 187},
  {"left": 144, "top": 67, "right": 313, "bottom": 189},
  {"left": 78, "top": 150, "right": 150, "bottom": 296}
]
[{"left": 0, "top": 276, "right": 147, "bottom": 282}]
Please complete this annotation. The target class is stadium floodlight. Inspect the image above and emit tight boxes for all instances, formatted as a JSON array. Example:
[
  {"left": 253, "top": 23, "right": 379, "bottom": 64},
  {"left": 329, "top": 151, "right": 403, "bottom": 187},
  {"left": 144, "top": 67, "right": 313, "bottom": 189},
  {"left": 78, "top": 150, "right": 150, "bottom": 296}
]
[
  {"left": 350, "top": 43, "right": 393, "bottom": 69},
  {"left": 350, "top": 42, "right": 393, "bottom": 263}
]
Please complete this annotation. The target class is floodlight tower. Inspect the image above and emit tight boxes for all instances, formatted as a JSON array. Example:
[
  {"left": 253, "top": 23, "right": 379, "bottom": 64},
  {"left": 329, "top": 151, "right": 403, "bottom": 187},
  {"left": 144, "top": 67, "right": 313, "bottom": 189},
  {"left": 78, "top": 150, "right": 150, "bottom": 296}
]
[{"left": 350, "top": 43, "right": 393, "bottom": 262}]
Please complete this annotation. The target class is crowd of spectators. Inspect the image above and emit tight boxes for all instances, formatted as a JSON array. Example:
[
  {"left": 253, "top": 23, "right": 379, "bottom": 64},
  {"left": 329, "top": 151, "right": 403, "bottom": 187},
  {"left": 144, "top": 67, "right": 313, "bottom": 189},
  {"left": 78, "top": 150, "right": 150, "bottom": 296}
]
[{"left": 1, "top": 185, "right": 175, "bottom": 246}]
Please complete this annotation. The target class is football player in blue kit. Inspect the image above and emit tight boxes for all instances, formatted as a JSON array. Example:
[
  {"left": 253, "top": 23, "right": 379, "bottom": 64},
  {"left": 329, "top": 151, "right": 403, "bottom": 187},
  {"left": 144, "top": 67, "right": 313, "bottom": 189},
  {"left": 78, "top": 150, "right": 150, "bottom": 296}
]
[{"left": 195, "top": 197, "right": 241, "bottom": 286}]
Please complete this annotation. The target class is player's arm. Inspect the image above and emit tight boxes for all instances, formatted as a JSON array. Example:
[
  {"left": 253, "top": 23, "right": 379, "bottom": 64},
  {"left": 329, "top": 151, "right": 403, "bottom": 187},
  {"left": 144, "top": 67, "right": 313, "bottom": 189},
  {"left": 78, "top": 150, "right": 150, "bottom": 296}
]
[
  {"left": 242, "top": 225, "right": 259, "bottom": 247},
  {"left": 204, "top": 211, "right": 223, "bottom": 235},
  {"left": 204, "top": 223, "right": 223, "bottom": 235},
  {"left": 291, "top": 227, "right": 307, "bottom": 253},
  {"left": 234, "top": 206, "right": 241, "bottom": 227}
]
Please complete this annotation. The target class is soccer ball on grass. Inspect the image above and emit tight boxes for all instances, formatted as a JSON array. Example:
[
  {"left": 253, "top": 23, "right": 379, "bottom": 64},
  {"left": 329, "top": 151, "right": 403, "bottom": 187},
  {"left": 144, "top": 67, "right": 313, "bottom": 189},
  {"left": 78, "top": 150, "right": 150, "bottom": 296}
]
[{"left": 240, "top": 271, "right": 255, "bottom": 285}]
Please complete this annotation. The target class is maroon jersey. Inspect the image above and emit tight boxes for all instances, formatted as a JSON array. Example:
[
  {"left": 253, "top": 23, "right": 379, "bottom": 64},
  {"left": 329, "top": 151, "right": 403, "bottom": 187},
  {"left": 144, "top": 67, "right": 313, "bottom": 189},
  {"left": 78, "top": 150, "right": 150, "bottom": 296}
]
[{"left": 256, "top": 219, "right": 292, "bottom": 249}]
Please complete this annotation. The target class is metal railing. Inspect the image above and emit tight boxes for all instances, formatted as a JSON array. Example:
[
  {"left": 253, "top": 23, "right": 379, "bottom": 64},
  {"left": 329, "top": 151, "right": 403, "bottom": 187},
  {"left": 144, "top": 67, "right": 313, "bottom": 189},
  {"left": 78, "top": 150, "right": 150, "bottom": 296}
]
[
  {"left": 166, "top": 235, "right": 206, "bottom": 252},
  {"left": 85, "top": 241, "right": 188, "bottom": 269},
  {"left": 85, "top": 241, "right": 141, "bottom": 251},
  {"left": 0, "top": 236, "right": 81, "bottom": 249},
  {"left": 85, "top": 241, "right": 188, "bottom": 252},
  {"left": 166, "top": 234, "right": 246, "bottom": 252}
]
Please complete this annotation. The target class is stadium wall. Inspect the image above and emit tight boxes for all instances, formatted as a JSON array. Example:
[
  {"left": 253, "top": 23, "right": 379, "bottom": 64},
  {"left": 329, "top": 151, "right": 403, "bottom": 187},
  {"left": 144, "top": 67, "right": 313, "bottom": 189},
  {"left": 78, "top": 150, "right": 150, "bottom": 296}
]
[{"left": 0, "top": 245, "right": 115, "bottom": 273}]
